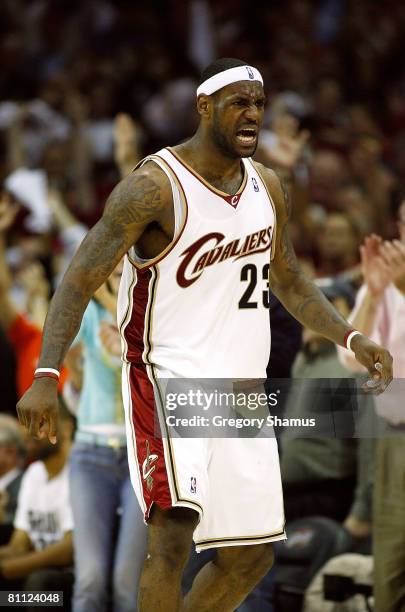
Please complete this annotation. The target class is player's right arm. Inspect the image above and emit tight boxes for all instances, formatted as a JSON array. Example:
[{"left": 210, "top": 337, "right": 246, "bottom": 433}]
[{"left": 17, "top": 163, "right": 171, "bottom": 442}]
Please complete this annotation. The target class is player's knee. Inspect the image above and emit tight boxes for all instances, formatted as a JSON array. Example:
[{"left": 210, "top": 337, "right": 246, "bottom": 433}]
[
  {"left": 148, "top": 506, "right": 197, "bottom": 571},
  {"left": 146, "top": 532, "right": 193, "bottom": 572},
  {"left": 218, "top": 543, "right": 274, "bottom": 576}
]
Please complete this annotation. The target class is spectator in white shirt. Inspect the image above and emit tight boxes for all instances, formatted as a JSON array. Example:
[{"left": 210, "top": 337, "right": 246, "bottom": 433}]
[
  {"left": 0, "top": 415, "right": 25, "bottom": 539},
  {"left": 0, "top": 400, "right": 75, "bottom": 611}
]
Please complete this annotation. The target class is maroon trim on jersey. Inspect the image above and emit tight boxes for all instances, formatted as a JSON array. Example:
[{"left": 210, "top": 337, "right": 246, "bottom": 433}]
[
  {"left": 123, "top": 267, "right": 151, "bottom": 364},
  {"left": 128, "top": 154, "right": 189, "bottom": 271},
  {"left": 248, "top": 158, "right": 277, "bottom": 260},
  {"left": 128, "top": 363, "right": 173, "bottom": 519},
  {"left": 123, "top": 267, "right": 172, "bottom": 517},
  {"left": 166, "top": 147, "right": 248, "bottom": 208},
  {"left": 123, "top": 265, "right": 204, "bottom": 518}
]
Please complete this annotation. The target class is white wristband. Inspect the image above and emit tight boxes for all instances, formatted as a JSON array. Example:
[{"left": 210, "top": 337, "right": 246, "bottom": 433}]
[
  {"left": 34, "top": 367, "right": 60, "bottom": 378},
  {"left": 346, "top": 330, "right": 362, "bottom": 351}
]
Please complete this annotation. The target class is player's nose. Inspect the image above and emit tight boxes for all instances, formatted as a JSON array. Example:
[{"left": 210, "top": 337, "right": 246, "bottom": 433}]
[{"left": 244, "top": 104, "right": 260, "bottom": 123}]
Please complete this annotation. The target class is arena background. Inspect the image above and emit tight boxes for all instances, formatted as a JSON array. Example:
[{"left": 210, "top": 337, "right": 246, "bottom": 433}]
[{"left": 0, "top": 1, "right": 404, "bottom": 611}]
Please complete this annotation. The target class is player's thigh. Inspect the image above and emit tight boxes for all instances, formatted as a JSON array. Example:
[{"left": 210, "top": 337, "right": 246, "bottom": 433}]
[
  {"left": 196, "top": 437, "right": 285, "bottom": 546},
  {"left": 217, "top": 542, "right": 274, "bottom": 573}
]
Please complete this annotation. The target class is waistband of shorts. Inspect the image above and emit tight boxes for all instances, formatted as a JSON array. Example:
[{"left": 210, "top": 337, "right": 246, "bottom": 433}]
[{"left": 75, "top": 430, "right": 127, "bottom": 449}]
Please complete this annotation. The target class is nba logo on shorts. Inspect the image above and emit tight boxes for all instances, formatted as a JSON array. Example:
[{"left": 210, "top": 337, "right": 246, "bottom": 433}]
[
  {"left": 246, "top": 66, "right": 254, "bottom": 79},
  {"left": 252, "top": 177, "right": 259, "bottom": 192},
  {"left": 190, "top": 477, "right": 197, "bottom": 493}
]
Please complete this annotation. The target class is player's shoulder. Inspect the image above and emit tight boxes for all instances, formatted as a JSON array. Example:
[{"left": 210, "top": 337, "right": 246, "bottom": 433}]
[
  {"left": 105, "top": 159, "right": 173, "bottom": 216},
  {"left": 123, "top": 159, "right": 172, "bottom": 203}
]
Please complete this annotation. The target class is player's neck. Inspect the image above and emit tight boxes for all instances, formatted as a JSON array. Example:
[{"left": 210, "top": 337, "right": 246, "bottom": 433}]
[{"left": 176, "top": 132, "right": 242, "bottom": 183}]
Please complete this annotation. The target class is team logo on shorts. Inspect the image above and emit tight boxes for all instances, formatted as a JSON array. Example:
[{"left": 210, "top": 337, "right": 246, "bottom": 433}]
[
  {"left": 252, "top": 177, "right": 259, "bottom": 192},
  {"left": 190, "top": 477, "right": 197, "bottom": 494},
  {"left": 142, "top": 440, "right": 158, "bottom": 492},
  {"left": 246, "top": 66, "right": 255, "bottom": 79}
]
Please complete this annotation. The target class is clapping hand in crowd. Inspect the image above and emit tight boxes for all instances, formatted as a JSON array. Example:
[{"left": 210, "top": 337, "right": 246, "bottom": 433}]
[{"left": 361, "top": 234, "right": 405, "bottom": 297}]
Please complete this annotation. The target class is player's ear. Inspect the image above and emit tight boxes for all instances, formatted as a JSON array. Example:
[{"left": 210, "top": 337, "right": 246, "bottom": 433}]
[{"left": 196, "top": 94, "right": 211, "bottom": 118}]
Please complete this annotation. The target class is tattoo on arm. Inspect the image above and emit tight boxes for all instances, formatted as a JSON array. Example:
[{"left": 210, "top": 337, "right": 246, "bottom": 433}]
[
  {"left": 270, "top": 177, "right": 350, "bottom": 345},
  {"left": 278, "top": 223, "right": 301, "bottom": 276},
  {"left": 279, "top": 178, "right": 291, "bottom": 218},
  {"left": 38, "top": 170, "right": 165, "bottom": 368}
]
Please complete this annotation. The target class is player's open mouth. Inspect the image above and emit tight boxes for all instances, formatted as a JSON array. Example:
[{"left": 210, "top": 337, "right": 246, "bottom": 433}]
[{"left": 235, "top": 129, "right": 257, "bottom": 145}]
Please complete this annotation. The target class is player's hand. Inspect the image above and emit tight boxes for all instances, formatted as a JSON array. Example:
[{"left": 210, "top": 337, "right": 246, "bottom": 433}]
[
  {"left": 16, "top": 378, "right": 59, "bottom": 444},
  {"left": 351, "top": 334, "right": 393, "bottom": 394}
]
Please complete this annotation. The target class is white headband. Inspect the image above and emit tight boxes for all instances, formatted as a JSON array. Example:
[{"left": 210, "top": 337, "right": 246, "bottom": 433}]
[{"left": 196, "top": 65, "right": 263, "bottom": 97}]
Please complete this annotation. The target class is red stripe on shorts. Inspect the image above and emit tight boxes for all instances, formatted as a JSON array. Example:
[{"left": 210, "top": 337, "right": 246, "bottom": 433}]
[{"left": 124, "top": 267, "right": 173, "bottom": 518}]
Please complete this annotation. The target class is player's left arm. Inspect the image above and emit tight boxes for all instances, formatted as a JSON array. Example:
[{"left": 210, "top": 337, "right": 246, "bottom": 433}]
[{"left": 257, "top": 164, "right": 393, "bottom": 393}]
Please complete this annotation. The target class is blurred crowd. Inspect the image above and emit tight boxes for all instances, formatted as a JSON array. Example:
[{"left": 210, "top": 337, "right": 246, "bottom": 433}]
[{"left": 0, "top": 0, "right": 405, "bottom": 611}]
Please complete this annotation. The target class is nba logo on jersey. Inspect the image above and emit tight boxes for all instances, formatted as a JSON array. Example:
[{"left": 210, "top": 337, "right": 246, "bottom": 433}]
[
  {"left": 246, "top": 66, "right": 255, "bottom": 79},
  {"left": 190, "top": 477, "right": 197, "bottom": 494},
  {"left": 252, "top": 177, "right": 259, "bottom": 192}
]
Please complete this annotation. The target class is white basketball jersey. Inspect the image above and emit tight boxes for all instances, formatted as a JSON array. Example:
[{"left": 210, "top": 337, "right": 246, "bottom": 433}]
[{"left": 117, "top": 147, "right": 276, "bottom": 379}]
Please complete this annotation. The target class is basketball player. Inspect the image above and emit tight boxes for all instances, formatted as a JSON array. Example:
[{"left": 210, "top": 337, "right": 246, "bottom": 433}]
[{"left": 17, "top": 59, "right": 393, "bottom": 612}]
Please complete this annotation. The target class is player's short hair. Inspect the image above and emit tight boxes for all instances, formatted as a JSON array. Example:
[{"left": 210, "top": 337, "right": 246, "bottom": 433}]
[{"left": 199, "top": 58, "right": 248, "bottom": 86}]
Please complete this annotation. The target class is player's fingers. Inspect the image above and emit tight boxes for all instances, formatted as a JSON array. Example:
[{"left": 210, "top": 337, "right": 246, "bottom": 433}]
[
  {"left": 16, "top": 404, "right": 28, "bottom": 429},
  {"left": 379, "top": 350, "right": 393, "bottom": 383},
  {"left": 28, "top": 411, "right": 46, "bottom": 439},
  {"left": 363, "top": 354, "right": 393, "bottom": 394},
  {"left": 48, "top": 411, "right": 58, "bottom": 445}
]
